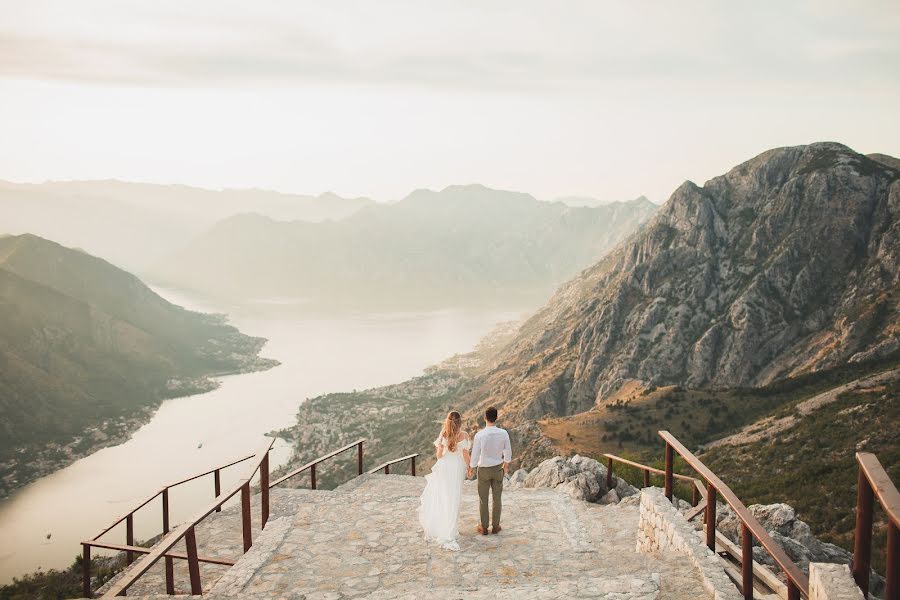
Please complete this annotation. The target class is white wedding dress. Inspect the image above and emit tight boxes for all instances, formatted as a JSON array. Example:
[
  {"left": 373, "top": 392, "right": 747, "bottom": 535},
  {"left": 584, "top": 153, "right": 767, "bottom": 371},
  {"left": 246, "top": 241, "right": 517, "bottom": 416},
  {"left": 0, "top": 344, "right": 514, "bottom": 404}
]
[{"left": 418, "top": 435, "right": 470, "bottom": 551}]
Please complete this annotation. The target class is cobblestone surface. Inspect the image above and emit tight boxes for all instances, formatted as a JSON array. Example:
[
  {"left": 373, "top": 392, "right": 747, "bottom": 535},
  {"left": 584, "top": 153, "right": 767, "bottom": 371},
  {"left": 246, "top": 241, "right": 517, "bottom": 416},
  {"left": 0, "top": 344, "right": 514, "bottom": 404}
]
[{"left": 101, "top": 475, "right": 715, "bottom": 599}]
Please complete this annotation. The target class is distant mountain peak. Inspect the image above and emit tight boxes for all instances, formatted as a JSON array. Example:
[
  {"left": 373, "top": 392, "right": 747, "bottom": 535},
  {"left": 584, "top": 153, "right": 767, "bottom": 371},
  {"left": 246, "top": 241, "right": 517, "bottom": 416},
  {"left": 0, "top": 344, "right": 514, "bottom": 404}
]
[{"left": 478, "top": 141, "right": 900, "bottom": 420}]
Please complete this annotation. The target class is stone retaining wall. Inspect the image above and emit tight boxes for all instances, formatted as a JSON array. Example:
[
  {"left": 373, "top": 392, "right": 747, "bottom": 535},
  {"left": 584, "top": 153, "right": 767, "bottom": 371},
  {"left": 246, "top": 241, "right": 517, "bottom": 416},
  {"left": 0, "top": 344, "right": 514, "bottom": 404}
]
[
  {"left": 637, "top": 488, "right": 741, "bottom": 600},
  {"left": 809, "top": 563, "right": 865, "bottom": 600}
]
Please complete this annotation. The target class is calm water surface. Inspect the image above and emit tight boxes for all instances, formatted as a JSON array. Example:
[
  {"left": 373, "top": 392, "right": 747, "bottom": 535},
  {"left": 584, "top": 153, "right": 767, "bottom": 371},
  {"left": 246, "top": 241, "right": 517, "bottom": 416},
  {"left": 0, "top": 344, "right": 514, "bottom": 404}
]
[{"left": 0, "top": 286, "right": 522, "bottom": 582}]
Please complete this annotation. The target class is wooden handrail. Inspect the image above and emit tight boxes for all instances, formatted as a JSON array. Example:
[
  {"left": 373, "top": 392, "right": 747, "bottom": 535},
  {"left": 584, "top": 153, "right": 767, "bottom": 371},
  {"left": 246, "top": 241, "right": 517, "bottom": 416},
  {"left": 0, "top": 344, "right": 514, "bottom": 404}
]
[
  {"left": 100, "top": 438, "right": 275, "bottom": 598},
  {"left": 603, "top": 453, "right": 700, "bottom": 483},
  {"left": 853, "top": 452, "right": 899, "bottom": 598},
  {"left": 659, "top": 431, "right": 809, "bottom": 600},
  {"left": 82, "top": 540, "right": 236, "bottom": 566},
  {"left": 367, "top": 454, "right": 418, "bottom": 476},
  {"left": 269, "top": 438, "right": 365, "bottom": 488},
  {"left": 166, "top": 453, "right": 255, "bottom": 488},
  {"left": 91, "top": 452, "right": 256, "bottom": 542},
  {"left": 91, "top": 488, "right": 165, "bottom": 542}
]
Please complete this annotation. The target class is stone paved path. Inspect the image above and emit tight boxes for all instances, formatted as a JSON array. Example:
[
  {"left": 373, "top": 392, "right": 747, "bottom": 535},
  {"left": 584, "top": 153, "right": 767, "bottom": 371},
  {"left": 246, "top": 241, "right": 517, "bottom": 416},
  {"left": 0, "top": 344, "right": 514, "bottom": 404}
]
[{"left": 104, "top": 475, "right": 710, "bottom": 599}]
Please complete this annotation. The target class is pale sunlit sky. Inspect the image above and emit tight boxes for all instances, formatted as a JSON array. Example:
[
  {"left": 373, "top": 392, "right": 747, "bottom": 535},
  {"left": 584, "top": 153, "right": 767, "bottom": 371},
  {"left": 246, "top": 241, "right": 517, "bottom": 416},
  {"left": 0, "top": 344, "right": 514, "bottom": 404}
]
[{"left": 1, "top": 1, "right": 898, "bottom": 203}]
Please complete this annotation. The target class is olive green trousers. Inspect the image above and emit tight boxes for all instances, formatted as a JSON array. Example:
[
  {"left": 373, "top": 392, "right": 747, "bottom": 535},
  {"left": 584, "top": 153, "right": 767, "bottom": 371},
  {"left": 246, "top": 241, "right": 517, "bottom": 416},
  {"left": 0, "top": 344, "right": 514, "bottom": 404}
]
[{"left": 476, "top": 464, "right": 503, "bottom": 530}]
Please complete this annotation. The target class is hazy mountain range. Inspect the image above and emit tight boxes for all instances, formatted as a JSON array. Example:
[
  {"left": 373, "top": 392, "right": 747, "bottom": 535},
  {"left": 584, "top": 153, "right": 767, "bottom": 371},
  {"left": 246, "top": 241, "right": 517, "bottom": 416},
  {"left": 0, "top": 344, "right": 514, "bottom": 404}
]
[
  {"left": 0, "top": 179, "right": 371, "bottom": 270},
  {"left": 151, "top": 185, "right": 658, "bottom": 309},
  {"left": 555, "top": 194, "right": 653, "bottom": 208},
  {"left": 0, "top": 233, "right": 277, "bottom": 494}
]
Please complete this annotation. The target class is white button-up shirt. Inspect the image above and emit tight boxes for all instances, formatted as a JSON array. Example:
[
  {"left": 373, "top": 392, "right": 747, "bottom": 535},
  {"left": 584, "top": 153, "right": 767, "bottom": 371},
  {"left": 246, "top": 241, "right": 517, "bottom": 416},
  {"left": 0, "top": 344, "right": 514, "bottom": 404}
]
[{"left": 469, "top": 425, "right": 512, "bottom": 468}]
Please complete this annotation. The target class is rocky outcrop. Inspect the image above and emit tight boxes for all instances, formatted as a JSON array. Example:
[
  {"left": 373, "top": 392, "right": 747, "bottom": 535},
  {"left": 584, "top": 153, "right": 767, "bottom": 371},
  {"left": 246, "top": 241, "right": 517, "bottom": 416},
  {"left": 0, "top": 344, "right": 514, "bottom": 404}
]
[
  {"left": 716, "top": 503, "right": 850, "bottom": 570},
  {"left": 712, "top": 501, "right": 884, "bottom": 597},
  {"left": 518, "top": 455, "right": 638, "bottom": 503},
  {"left": 472, "top": 143, "right": 900, "bottom": 420}
]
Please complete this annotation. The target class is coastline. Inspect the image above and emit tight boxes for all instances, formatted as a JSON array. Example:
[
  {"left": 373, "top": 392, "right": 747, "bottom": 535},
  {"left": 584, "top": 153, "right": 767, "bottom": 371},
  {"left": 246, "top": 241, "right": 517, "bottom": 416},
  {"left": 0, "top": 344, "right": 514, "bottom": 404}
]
[{"left": 0, "top": 359, "right": 278, "bottom": 500}]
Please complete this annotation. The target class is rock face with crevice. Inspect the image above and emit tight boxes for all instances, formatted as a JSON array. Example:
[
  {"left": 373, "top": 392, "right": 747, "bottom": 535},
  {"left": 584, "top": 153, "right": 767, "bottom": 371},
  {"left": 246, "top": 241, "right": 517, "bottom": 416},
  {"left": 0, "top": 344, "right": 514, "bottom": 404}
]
[{"left": 471, "top": 143, "right": 900, "bottom": 420}]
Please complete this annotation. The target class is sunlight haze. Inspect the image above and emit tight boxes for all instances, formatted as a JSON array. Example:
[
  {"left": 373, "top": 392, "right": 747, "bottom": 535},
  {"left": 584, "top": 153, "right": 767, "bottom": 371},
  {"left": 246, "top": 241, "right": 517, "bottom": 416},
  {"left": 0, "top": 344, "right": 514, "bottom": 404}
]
[{"left": 1, "top": 0, "right": 898, "bottom": 202}]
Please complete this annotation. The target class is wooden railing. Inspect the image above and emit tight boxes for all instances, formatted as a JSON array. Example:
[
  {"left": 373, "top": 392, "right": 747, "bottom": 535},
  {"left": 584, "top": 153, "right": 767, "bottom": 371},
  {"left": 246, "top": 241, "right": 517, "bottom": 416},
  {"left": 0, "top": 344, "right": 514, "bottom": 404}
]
[
  {"left": 82, "top": 450, "right": 256, "bottom": 597},
  {"left": 853, "top": 452, "right": 899, "bottom": 599},
  {"left": 603, "top": 452, "right": 705, "bottom": 506},
  {"left": 93, "top": 438, "right": 274, "bottom": 597},
  {"left": 368, "top": 453, "right": 418, "bottom": 476},
  {"left": 269, "top": 439, "right": 365, "bottom": 489},
  {"left": 83, "top": 438, "right": 400, "bottom": 597},
  {"left": 658, "top": 431, "right": 810, "bottom": 600}
]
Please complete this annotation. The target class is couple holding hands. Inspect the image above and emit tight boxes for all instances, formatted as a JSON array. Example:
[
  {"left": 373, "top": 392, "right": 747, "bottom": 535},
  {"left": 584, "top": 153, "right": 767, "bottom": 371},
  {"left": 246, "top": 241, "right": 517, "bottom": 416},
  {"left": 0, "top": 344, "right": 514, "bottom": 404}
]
[{"left": 417, "top": 406, "right": 512, "bottom": 551}]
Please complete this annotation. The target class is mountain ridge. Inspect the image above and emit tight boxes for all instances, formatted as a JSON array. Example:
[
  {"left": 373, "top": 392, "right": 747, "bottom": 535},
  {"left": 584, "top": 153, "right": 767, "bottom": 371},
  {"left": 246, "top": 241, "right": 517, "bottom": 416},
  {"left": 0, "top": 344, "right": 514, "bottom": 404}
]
[
  {"left": 0, "top": 179, "right": 372, "bottom": 270},
  {"left": 0, "top": 234, "right": 278, "bottom": 496},
  {"left": 463, "top": 142, "right": 899, "bottom": 422},
  {"left": 151, "top": 184, "right": 659, "bottom": 309}
]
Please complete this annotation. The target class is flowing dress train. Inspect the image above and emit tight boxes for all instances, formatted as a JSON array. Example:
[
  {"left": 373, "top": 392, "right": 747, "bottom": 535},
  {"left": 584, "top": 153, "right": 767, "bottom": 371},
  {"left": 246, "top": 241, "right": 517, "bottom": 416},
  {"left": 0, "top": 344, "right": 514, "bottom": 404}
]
[{"left": 417, "top": 436, "right": 470, "bottom": 551}]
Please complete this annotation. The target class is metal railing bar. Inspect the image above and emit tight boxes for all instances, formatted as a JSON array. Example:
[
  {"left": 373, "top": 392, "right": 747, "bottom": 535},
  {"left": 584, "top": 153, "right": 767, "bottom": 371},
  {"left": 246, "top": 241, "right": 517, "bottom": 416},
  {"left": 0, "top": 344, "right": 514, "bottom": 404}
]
[
  {"left": 367, "top": 454, "right": 419, "bottom": 475},
  {"left": 602, "top": 453, "right": 700, "bottom": 483},
  {"left": 857, "top": 452, "right": 900, "bottom": 528},
  {"left": 81, "top": 540, "right": 236, "bottom": 566},
  {"left": 269, "top": 438, "right": 365, "bottom": 488},
  {"left": 91, "top": 451, "right": 257, "bottom": 543},
  {"left": 659, "top": 431, "right": 810, "bottom": 597},
  {"left": 684, "top": 500, "right": 707, "bottom": 522},
  {"left": 166, "top": 453, "right": 255, "bottom": 489},
  {"left": 101, "top": 438, "right": 274, "bottom": 598},
  {"left": 91, "top": 489, "right": 164, "bottom": 541},
  {"left": 711, "top": 530, "right": 789, "bottom": 598}
]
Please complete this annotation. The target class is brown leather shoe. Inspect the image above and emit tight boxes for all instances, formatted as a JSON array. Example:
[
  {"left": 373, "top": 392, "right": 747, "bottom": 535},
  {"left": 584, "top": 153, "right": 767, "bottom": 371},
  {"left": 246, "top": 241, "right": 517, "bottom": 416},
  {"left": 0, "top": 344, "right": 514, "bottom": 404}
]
[
  {"left": 491, "top": 525, "right": 502, "bottom": 534},
  {"left": 476, "top": 525, "right": 488, "bottom": 535}
]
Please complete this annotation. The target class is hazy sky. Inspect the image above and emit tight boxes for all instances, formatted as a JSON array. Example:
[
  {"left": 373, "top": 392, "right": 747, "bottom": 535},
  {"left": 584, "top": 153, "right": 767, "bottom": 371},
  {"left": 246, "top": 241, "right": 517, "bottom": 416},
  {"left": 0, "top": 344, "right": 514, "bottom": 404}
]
[{"left": 1, "top": 1, "right": 898, "bottom": 203}]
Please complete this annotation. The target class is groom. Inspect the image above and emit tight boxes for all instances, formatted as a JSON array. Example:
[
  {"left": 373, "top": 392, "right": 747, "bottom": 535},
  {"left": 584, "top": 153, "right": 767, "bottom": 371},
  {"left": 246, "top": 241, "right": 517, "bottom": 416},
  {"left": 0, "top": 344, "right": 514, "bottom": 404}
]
[{"left": 467, "top": 406, "right": 512, "bottom": 535}]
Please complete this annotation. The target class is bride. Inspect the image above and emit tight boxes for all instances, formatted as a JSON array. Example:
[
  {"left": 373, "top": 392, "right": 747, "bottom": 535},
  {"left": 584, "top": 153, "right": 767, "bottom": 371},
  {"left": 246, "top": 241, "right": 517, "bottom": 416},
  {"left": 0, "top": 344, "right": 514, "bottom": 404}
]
[{"left": 418, "top": 411, "right": 470, "bottom": 551}]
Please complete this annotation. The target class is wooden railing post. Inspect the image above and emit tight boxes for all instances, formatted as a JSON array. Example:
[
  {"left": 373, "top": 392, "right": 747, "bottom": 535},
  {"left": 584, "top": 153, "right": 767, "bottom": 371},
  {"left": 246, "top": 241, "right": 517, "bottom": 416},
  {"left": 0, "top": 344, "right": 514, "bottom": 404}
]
[
  {"left": 162, "top": 488, "right": 173, "bottom": 594},
  {"left": 664, "top": 442, "right": 674, "bottom": 501},
  {"left": 853, "top": 466, "right": 874, "bottom": 597},
  {"left": 606, "top": 457, "right": 613, "bottom": 489},
  {"left": 162, "top": 488, "right": 170, "bottom": 533},
  {"left": 125, "top": 514, "right": 134, "bottom": 565},
  {"left": 411, "top": 456, "right": 416, "bottom": 476},
  {"left": 260, "top": 451, "right": 270, "bottom": 528},
  {"left": 311, "top": 464, "right": 317, "bottom": 490},
  {"left": 214, "top": 468, "right": 222, "bottom": 512},
  {"left": 886, "top": 520, "right": 898, "bottom": 600},
  {"left": 741, "top": 523, "right": 753, "bottom": 600},
  {"left": 705, "top": 483, "right": 717, "bottom": 551},
  {"left": 385, "top": 464, "right": 390, "bottom": 475},
  {"left": 643, "top": 469, "right": 650, "bottom": 488},
  {"left": 692, "top": 484, "right": 700, "bottom": 507},
  {"left": 184, "top": 525, "right": 202, "bottom": 595},
  {"left": 241, "top": 482, "right": 252, "bottom": 552},
  {"left": 787, "top": 580, "right": 801, "bottom": 600},
  {"left": 358, "top": 441, "right": 364, "bottom": 475},
  {"left": 82, "top": 543, "right": 91, "bottom": 599}
]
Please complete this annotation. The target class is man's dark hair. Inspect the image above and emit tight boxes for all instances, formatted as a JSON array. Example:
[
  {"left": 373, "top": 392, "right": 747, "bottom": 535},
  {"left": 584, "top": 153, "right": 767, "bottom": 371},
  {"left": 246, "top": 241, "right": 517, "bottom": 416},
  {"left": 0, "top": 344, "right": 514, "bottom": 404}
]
[{"left": 485, "top": 406, "right": 498, "bottom": 423}]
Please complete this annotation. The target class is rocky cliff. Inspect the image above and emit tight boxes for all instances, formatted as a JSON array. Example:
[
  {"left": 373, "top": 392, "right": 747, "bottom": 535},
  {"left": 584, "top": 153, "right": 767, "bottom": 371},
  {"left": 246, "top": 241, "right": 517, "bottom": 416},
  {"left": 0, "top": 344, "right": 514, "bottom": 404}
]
[{"left": 473, "top": 143, "right": 900, "bottom": 420}]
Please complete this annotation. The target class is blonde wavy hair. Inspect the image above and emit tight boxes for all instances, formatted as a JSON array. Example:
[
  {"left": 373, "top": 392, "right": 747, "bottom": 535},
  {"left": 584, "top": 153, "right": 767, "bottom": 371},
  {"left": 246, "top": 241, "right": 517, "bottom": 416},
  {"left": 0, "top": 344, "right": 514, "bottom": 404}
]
[{"left": 440, "top": 411, "right": 463, "bottom": 452}]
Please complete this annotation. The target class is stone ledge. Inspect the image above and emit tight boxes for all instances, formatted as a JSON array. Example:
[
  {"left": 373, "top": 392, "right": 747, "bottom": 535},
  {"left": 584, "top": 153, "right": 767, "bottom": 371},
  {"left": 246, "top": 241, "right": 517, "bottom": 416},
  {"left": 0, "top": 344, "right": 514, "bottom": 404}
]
[
  {"left": 809, "top": 563, "right": 865, "bottom": 600},
  {"left": 637, "top": 487, "right": 741, "bottom": 600}
]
